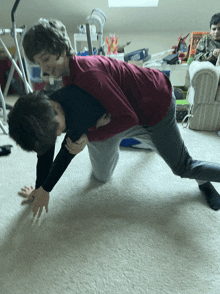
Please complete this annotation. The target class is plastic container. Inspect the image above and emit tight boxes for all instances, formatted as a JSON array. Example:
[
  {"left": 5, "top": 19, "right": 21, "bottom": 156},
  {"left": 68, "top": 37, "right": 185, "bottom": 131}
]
[
  {"left": 162, "top": 70, "right": 170, "bottom": 78},
  {"left": 124, "top": 48, "right": 149, "bottom": 62},
  {"left": 77, "top": 48, "right": 98, "bottom": 56}
]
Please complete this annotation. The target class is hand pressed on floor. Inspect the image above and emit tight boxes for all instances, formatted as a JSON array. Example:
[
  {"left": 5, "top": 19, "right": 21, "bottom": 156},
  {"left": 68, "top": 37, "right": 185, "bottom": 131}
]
[{"left": 20, "top": 186, "right": 49, "bottom": 218}]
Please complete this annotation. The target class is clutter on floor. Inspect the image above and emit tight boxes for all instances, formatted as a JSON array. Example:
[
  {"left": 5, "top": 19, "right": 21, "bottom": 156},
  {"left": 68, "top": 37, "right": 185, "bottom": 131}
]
[
  {"left": 120, "top": 138, "right": 141, "bottom": 148},
  {"left": 174, "top": 86, "right": 190, "bottom": 122},
  {"left": 0, "top": 145, "right": 13, "bottom": 156}
]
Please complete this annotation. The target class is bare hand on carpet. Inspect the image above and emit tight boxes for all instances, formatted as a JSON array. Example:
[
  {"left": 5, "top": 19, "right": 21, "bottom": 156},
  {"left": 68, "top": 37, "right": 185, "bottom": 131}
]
[
  {"left": 20, "top": 186, "right": 49, "bottom": 218},
  {"left": 18, "top": 185, "right": 34, "bottom": 198}
]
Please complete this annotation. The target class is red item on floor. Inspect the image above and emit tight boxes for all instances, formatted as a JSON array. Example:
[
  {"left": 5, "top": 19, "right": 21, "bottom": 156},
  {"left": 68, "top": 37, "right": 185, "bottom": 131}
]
[{"left": 0, "top": 58, "right": 21, "bottom": 94}]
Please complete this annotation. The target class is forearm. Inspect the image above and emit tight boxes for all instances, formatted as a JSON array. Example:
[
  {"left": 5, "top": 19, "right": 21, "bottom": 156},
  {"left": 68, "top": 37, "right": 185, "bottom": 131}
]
[
  {"left": 42, "top": 146, "right": 75, "bottom": 192},
  {"left": 35, "top": 146, "right": 55, "bottom": 189}
]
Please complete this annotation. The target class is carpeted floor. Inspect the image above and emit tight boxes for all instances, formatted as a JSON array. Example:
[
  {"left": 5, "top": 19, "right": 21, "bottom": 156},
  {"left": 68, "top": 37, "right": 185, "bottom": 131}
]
[{"left": 1, "top": 110, "right": 220, "bottom": 293}]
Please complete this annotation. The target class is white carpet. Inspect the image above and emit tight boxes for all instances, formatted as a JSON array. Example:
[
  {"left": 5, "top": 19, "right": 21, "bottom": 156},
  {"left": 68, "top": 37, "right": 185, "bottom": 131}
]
[{"left": 1, "top": 124, "right": 220, "bottom": 294}]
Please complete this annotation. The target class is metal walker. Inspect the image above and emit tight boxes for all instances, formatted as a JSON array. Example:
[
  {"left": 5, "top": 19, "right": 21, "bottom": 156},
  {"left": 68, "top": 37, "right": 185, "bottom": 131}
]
[{"left": 0, "top": 0, "right": 32, "bottom": 134}]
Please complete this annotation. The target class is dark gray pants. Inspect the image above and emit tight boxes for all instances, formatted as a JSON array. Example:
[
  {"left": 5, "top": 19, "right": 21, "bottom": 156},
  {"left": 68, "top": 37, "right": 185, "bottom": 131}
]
[{"left": 88, "top": 94, "right": 220, "bottom": 184}]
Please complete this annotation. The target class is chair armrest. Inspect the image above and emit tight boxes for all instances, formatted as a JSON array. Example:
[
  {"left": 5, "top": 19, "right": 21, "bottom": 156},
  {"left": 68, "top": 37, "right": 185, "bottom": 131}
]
[{"left": 188, "top": 61, "right": 220, "bottom": 103}]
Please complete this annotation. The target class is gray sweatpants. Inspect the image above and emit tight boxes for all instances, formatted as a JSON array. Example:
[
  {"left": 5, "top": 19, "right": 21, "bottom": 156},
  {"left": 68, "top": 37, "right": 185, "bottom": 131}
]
[{"left": 87, "top": 94, "right": 220, "bottom": 185}]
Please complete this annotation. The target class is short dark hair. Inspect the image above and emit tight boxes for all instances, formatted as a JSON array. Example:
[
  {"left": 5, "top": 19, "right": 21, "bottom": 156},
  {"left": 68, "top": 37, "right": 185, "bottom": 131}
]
[
  {"left": 210, "top": 13, "right": 220, "bottom": 28},
  {"left": 23, "top": 18, "right": 75, "bottom": 63},
  {"left": 8, "top": 91, "right": 59, "bottom": 155}
]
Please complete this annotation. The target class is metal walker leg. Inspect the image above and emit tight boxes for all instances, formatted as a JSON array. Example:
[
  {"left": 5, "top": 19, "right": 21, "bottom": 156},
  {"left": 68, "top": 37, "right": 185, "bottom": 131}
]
[
  {"left": 0, "top": 86, "right": 8, "bottom": 134},
  {"left": 0, "top": 0, "right": 33, "bottom": 134}
]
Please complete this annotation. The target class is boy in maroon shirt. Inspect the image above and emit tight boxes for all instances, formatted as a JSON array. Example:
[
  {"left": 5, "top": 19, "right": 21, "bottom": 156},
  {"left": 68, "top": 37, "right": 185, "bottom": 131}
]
[{"left": 11, "top": 18, "right": 220, "bottom": 218}]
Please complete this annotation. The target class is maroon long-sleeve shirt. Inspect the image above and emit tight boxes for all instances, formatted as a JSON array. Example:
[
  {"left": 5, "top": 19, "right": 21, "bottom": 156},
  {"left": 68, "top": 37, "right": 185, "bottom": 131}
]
[
  {"left": 62, "top": 55, "right": 172, "bottom": 142},
  {"left": 37, "top": 56, "right": 173, "bottom": 192}
]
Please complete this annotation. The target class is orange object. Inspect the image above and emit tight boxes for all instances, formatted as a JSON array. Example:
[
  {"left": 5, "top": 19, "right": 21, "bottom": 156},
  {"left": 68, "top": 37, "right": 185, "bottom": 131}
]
[
  {"left": 106, "top": 34, "right": 119, "bottom": 55},
  {"left": 189, "top": 31, "right": 209, "bottom": 58}
]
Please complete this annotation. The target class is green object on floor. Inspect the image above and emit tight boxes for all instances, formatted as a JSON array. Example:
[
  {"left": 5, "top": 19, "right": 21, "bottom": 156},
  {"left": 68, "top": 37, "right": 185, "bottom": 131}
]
[{"left": 176, "top": 99, "right": 189, "bottom": 105}]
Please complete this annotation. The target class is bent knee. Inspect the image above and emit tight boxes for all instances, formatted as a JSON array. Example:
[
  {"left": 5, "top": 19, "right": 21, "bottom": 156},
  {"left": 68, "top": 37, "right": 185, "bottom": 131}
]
[{"left": 92, "top": 170, "right": 111, "bottom": 183}]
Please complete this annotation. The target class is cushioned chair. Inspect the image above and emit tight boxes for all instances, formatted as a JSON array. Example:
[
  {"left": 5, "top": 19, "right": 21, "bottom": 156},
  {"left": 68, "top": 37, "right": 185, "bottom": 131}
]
[{"left": 184, "top": 60, "right": 220, "bottom": 131}]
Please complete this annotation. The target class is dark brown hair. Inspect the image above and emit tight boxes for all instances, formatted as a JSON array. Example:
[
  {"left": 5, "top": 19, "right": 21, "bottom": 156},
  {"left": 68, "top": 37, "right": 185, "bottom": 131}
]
[
  {"left": 210, "top": 13, "right": 220, "bottom": 28},
  {"left": 23, "top": 18, "right": 75, "bottom": 63},
  {"left": 8, "top": 91, "right": 59, "bottom": 154}
]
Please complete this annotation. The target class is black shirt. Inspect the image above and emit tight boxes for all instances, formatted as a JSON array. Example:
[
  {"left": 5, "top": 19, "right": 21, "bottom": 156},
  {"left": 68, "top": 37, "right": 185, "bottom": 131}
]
[{"left": 36, "top": 84, "right": 106, "bottom": 192}]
